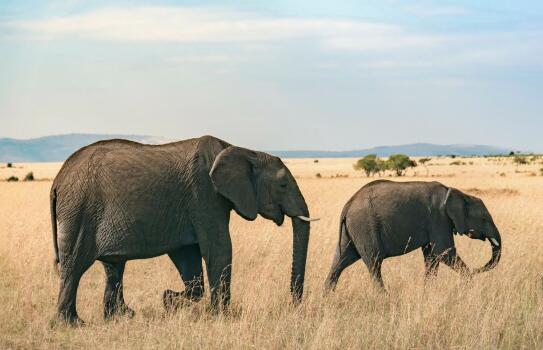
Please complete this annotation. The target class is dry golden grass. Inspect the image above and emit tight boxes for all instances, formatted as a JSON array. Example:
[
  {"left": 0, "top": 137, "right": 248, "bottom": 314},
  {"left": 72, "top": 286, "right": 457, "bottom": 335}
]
[{"left": 1, "top": 157, "right": 542, "bottom": 349}]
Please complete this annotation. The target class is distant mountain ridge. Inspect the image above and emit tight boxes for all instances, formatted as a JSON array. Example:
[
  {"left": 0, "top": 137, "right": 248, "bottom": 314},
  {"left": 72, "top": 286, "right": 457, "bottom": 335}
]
[
  {"left": 270, "top": 143, "right": 512, "bottom": 158},
  {"left": 0, "top": 134, "right": 513, "bottom": 162},
  {"left": 0, "top": 134, "right": 172, "bottom": 162}
]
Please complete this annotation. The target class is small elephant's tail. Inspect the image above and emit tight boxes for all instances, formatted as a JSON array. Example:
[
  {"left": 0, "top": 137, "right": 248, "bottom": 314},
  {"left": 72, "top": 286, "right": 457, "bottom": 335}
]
[{"left": 50, "top": 188, "right": 60, "bottom": 276}]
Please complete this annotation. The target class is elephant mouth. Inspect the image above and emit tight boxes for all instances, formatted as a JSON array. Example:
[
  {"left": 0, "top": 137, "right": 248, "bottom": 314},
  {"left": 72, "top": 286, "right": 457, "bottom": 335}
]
[
  {"left": 273, "top": 213, "right": 285, "bottom": 226},
  {"left": 259, "top": 207, "right": 285, "bottom": 226}
]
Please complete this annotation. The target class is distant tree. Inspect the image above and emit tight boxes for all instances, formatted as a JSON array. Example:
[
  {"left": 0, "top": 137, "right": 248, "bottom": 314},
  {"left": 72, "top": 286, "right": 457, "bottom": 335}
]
[
  {"left": 388, "top": 154, "right": 417, "bottom": 176},
  {"left": 7, "top": 176, "right": 18, "bottom": 182},
  {"left": 354, "top": 154, "right": 379, "bottom": 177},
  {"left": 6, "top": 163, "right": 12, "bottom": 168},
  {"left": 508, "top": 151, "right": 515, "bottom": 156},
  {"left": 418, "top": 158, "right": 431, "bottom": 176}
]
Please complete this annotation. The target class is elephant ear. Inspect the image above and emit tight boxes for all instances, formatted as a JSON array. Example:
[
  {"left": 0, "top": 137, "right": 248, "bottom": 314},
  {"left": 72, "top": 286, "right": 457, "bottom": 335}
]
[
  {"left": 209, "top": 146, "right": 258, "bottom": 221},
  {"left": 444, "top": 188, "right": 467, "bottom": 234}
]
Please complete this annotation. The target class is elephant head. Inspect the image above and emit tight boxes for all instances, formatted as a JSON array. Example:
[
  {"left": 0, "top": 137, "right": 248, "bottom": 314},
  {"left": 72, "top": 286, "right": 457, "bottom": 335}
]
[
  {"left": 444, "top": 188, "right": 501, "bottom": 274},
  {"left": 209, "top": 146, "right": 316, "bottom": 302}
]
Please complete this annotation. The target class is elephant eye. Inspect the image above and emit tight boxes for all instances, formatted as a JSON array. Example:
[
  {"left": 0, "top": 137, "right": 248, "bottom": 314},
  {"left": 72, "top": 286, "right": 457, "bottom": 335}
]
[{"left": 280, "top": 183, "right": 287, "bottom": 189}]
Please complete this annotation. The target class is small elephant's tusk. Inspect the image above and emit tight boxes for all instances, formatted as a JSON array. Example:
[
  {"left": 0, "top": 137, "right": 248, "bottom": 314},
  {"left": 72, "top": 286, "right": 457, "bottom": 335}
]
[
  {"left": 490, "top": 238, "right": 500, "bottom": 246},
  {"left": 296, "top": 216, "right": 320, "bottom": 222}
]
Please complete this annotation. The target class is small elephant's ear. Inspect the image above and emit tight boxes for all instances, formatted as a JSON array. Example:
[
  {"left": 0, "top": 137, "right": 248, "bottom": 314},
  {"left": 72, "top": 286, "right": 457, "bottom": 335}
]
[
  {"left": 444, "top": 188, "right": 467, "bottom": 234},
  {"left": 210, "top": 146, "right": 258, "bottom": 221}
]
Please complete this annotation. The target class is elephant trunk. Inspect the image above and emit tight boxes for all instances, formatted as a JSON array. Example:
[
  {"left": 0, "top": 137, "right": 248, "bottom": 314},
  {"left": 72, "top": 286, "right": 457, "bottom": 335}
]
[
  {"left": 291, "top": 216, "right": 310, "bottom": 304},
  {"left": 473, "top": 232, "right": 501, "bottom": 274}
]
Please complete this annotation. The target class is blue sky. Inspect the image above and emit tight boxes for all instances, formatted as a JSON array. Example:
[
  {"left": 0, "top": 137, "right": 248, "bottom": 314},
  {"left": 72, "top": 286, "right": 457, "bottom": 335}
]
[{"left": 1, "top": 1, "right": 542, "bottom": 151}]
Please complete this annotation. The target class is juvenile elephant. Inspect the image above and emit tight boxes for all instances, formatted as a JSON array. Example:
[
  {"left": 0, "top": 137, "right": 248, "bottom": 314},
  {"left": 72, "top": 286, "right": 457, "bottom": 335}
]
[
  {"left": 50, "top": 135, "right": 316, "bottom": 325},
  {"left": 324, "top": 180, "right": 501, "bottom": 291}
]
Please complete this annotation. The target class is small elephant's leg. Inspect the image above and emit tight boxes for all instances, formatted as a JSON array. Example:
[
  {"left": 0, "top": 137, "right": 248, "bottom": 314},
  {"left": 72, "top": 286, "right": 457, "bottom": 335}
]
[
  {"left": 439, "top": 247, "right": 471, "bottom": 276},
  {"left": 163, "top": 244, "right": 205, "bottom": 312},
  {"left": 422, "top": 244, "right": 439, "bottom": 280},
  {"left": 324, "top": 239, "right": 360, "bottom": 293},
  {"left": 102, "top": 261, "right": 134, "bottom": 320}
]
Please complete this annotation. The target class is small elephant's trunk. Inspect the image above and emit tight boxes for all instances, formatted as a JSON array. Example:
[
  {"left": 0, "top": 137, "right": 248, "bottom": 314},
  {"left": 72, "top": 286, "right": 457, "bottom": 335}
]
[
  {"left": 291, "top": 217, "right": 310, "bottom": 304},
  {"left": 473, "top": 234, "right": 501, "bottom": 274}
]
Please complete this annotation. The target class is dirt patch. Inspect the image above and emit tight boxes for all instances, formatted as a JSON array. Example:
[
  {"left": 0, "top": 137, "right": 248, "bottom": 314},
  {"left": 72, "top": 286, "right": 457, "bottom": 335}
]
[{"left": 463, "top": 188, "right": 520, "bottom": 197}]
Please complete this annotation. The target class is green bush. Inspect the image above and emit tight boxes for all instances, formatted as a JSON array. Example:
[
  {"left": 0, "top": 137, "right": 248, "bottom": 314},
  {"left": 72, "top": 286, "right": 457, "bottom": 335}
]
[
  {"left": 24, "top": 172, "right": 34, "bottom": 181},
  {"left": 7, "top": 176, "right": 18, "bottom": 182},
  {"left": 388, "top": 154, "right": 417, "bottom": 176},
  {"left": 354, "top": 154, "right": 379, "bottom": 177}
]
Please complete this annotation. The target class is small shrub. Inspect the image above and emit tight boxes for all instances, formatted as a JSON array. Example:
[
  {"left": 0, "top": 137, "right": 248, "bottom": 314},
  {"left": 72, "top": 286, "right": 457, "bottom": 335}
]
[
  {"left": 315, "top": 173, "right": 322, "bottom": 178},
  {"left": 450, "top": 161, "right": 465, "bottom": 166},
  {"left": 7, "top": 162, "right": 12, "bottom": 168},
  {"left": 314, "top": 159, "right": 319, "bottom": 163},
  {"left": 24, "top": 172, "right": 34, "bottom": 181},
  {"left": 500, "top": 172, "right": 506, "bottom": 177},
  {"left": 7, "top": 176, "right": 18, "bottom": 182},
  {"left": 513, "top": 156, "right": 528, "bottom": 167},
  {"left": 540, "top": 168, "right": 543, "bottom": 176}
]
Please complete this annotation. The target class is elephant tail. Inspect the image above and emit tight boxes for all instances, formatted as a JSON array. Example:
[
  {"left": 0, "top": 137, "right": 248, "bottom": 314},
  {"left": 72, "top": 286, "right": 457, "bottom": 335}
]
[
  {"left": 50, "top": 188, "right": 60, "bottom": 276},
  {"left": 337, "top": 203, "right": 351, "bottom": 251}
]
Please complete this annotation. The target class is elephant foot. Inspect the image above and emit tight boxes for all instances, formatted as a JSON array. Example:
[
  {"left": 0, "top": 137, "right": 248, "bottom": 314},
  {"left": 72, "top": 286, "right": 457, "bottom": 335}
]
[
  {"left": 104, "top": 304, "right": 135, "bottom": 320},
  {"left": 163, "top": 289, "right": 197, "bottom": 313},
  {"left": 50, "top": 312, "right": 85, "bottom": 328}
]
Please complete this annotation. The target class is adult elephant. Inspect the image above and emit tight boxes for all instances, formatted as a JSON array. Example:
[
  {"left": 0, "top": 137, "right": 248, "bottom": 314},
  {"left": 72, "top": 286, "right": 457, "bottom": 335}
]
[
  {"left": 50, "top": 135, "right": 315, "bottom": 325},
  {"left": 324, "top": 180, "right": 501, "bottom": 292}
]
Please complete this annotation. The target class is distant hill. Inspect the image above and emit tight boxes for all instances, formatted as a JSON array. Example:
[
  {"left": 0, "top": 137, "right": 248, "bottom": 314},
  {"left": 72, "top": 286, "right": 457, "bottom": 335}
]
[
  {"left": 270, "top": 143, "right": 512, "bottom": 158},
  {"left": 0, "top": 134, "right": 172, "bottom": 162},
  {"left": 0, "top": 135, "right": 513, "bottom": 162}
]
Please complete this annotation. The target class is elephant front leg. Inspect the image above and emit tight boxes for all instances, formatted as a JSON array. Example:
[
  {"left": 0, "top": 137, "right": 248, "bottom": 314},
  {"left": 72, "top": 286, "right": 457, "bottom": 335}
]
[
  {"left": 422, "top": 243, "right": 440, "bottom": 280},
  {"left": 438, "top": 247, "right": 471, "bottom": 277},
  {"left": 205, "top": 252, "right": 232, "bottom": 312},
  {"left": 199, "top": 235, "right": 233, "bottom": 313},
  {"left": 163, "top": 244, "right": 205, "bottom": 313}
]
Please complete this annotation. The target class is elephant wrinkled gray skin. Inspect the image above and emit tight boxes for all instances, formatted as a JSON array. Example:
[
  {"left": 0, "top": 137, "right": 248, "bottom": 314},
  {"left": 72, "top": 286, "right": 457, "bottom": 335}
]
[
  {"left": 324, "top": 180, "right": 501, "bottom": 292},
  {"left": 50, "top": 135, "right": 314, "bottom": 325}
]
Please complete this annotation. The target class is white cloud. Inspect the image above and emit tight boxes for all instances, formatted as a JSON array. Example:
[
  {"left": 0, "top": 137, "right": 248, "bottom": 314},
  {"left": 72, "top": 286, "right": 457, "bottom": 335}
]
[
  {"left": 403, "top": 3, "right": 468, "bottom": 17},
  {"left": 166, "top": 54, "right": 233, "bottom": 64},
  {"left": 5, "top": 6, "right": 446, "bottom": 51}
]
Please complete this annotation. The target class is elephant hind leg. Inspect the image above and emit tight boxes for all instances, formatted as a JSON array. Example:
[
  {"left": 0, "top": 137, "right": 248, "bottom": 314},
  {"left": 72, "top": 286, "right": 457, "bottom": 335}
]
[
  {"left": 163, "top": 244, "right": 205, "bottom": 312},
  {"left": 54, "top": 258, "right": 94, "bottom": 326},
  {"left": 102, "top": 261, "right": 134, "bottom": 320},
  {"left": 324, "top": 239, "right": 360, "bottom": 293}
]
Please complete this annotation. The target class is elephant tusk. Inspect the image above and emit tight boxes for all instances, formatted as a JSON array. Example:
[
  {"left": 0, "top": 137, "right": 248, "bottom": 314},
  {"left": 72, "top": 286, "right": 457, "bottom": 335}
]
[
  {"left": 297, "top": 216, "right": 320, "bottom": 222},
  {"left": 490, "top": 238, "right": 500, "bottom": 246}
]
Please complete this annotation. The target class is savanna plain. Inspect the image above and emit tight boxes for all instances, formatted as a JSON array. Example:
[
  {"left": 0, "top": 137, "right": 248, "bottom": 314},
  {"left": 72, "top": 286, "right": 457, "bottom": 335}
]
[{"left": 1, "top": 157, "right": 542, "bottom": 349}]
